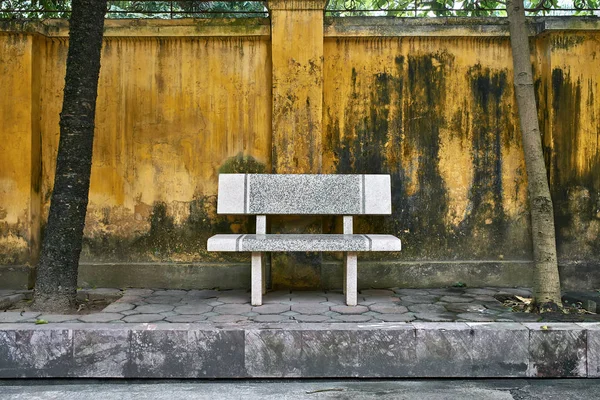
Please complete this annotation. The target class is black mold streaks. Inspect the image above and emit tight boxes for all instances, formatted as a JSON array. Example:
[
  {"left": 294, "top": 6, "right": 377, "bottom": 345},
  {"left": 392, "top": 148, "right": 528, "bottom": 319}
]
[
  {"left": 82, "top": 197, "right": 248, "bottom": 262},
  {"left": 399, "top": 53, "right": 450, "bottom": 256},
  {"left": 550, "top": 68, "right": 600, "bottom": 261},
  {"left": 551, "top": 68, "right": 582, "bottom": 188},
  {"left": 551, "top": 35, "right": 585, "bottom": 51},
  {"left": 326, "top": 52, "right": 527, "bottom": 259},
  {"left": 81, "top": 154, "right": 266, "bottom": 262},
  {"left": 458, "top": 65, "right": 511, "bottom": 250},
  {"left": 328, "top": 53, "right": 451, "bottom": 259}
]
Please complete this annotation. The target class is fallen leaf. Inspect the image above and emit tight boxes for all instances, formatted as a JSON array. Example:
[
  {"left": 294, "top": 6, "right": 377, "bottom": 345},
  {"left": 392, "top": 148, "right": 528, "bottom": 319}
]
[{"left": 515, "top": 296, "right": 532, "bottom": 305}]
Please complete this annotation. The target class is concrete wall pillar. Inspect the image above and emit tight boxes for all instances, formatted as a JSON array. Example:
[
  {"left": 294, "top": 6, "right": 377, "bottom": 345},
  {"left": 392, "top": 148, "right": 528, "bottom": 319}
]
[
  {"left": 267, "top": 0, "right": 327, "bottom": 289},
  {"left": 268, "top": 0, "right": 326, "bottom": 173}
]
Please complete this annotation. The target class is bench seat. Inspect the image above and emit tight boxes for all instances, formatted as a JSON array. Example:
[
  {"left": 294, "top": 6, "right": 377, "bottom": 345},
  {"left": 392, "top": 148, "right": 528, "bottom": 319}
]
[{"left": 208, "top": 234, "right": 401, "bottom": 252}]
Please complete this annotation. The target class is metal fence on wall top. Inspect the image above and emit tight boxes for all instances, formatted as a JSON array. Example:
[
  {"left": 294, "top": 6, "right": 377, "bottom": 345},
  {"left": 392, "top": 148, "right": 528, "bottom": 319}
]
[
  {"left": 0, "top": 0, "right": 599, "bottom": 19},
  {"left": 326, "top": 0, "right": 600, "bottom": 16}
]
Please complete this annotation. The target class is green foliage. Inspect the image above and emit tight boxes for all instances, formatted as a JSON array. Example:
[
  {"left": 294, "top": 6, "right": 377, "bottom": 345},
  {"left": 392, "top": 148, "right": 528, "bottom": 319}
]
[
  {"left": 218, "top": 152, "right": 267, "bottom": 174},
  {"left": 0, "top": 0, "right": 268, "bottom": 19},
  {"left": 1, "top": 1, "right": 598, "bottom": 22},
  {"left": 324, "top": 0, "right": 600, "bottom": 16},
  {"left": 1, "top": 0, "right": 71, "bottom": 18},
  {"left": 107, "top": 1, "right": 267, "bottom": 18}
]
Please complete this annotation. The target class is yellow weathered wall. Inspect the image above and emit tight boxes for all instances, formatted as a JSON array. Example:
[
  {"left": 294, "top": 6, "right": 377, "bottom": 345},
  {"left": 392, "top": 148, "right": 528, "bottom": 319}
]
[
  {"left": 0, "top": 18, "right": 599, "bottom": 288},
  {"left": 0, "top": 33, "right": 38, "bottom": 265},
  {"left": 37, "top": 31, "right": 272, "bottom": 262}
]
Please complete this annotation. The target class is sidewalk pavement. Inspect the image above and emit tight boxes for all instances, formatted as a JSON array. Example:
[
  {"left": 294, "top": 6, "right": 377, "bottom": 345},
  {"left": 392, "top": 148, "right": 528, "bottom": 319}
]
[{"left": 1, "top": 286, "right": 599, "bottom": 324}]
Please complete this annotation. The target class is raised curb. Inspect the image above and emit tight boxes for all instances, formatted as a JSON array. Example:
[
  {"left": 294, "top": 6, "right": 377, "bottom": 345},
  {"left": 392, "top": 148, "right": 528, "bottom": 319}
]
[{"left": 1, "top": 322, "right": 599, "bottom": 378}]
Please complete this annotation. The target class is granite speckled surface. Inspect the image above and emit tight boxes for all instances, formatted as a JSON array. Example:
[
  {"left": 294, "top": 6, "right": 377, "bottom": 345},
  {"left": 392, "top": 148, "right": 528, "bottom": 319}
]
[
  {"left": 207, "top": 234, "right": 401, "bottom": 252},
  {"left": 216, "top": 174, "right": 392, "bottom": 215},
  {"left": 248, "top": 174, "right": 362, "bottom": 215}
]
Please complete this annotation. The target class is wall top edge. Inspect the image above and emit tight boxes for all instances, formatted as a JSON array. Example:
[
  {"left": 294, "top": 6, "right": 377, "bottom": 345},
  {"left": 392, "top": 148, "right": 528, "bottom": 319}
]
[
  {"left": 324, "top": 16, "right": 600, "bottom": 37},
  {"left": 0, "top": 18, "right": 271, "bottom": 37},
  {"left": 0, "top": 16, "right": 599, "bottom": 37}
]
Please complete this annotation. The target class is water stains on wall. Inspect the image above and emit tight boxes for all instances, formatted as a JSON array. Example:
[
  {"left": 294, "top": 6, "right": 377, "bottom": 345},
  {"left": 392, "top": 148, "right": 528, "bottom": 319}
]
[
  {"left": 323, "top": 37, "right": 529, "bottom": 261},
  {"left": 547, "top": 50, "right": 600, "bottom": 263}
]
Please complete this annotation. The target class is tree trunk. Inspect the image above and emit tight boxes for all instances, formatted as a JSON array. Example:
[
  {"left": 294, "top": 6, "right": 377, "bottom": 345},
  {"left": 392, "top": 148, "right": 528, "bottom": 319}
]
[
  {"left": 33, "top": 0, "right": 108, "bottom": 312},
  {"left": 506, "top": 0, "right": 562, "bottom": 309}
]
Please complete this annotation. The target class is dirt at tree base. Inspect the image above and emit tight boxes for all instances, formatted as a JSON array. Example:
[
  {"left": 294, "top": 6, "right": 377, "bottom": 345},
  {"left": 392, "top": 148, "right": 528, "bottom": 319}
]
[
  {"left": 495, "top": 293, "right": 594, "bottom": 316},
  {"left": 7, "top": 297, "right": 113, "bottom": 315}
]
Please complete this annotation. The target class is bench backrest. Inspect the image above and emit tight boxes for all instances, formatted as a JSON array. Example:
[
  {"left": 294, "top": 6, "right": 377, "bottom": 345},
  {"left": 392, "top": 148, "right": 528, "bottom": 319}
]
[{"left": 217, "top": 174, "right": 391, "bottom": 215}]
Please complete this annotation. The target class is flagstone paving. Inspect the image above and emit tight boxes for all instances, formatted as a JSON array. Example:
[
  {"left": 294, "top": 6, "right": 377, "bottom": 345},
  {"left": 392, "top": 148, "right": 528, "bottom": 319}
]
[{"left": 1, "top": 286, "right": 600, "bottom": 324}]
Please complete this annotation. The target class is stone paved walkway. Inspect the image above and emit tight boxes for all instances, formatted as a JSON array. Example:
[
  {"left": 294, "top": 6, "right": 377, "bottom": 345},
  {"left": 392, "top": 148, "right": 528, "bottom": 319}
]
[{"left": 2, "top": 287, "right": 599, "bottom": 324}]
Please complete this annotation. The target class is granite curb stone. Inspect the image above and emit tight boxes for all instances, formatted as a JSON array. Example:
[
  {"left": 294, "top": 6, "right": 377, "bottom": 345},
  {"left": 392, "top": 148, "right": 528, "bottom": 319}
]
[{"left": 0, "top": 322, "right": 596, "bottom": 378}]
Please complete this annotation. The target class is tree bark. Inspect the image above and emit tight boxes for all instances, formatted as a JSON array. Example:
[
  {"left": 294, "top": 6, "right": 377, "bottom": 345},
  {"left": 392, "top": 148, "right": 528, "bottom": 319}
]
[
  {"left": 506, "top": 0, "right": 562, "bottom": 309},
  {"left": 33, "top": 0, "right": 108, "bottom": 312}
]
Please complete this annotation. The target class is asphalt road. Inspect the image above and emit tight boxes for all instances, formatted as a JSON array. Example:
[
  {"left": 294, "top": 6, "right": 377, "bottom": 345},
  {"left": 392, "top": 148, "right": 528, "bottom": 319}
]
[{"left": 1, "top": 379, "right": 600, "bottom": 400}]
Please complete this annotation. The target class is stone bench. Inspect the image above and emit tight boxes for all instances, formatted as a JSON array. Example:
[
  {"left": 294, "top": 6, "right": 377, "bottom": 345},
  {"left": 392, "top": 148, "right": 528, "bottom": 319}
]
[{"left": 207, "top": 174, "right": 401, "bottom": 306}]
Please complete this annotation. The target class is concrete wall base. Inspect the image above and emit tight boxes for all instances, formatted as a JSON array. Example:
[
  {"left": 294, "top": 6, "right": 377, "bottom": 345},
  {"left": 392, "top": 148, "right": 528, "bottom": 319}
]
[
  {"left": 0, "top": 265, "right": 33, "bottom": 290},
  {"left": 2, "top": 260, "right": 598, "bottom": 290}
]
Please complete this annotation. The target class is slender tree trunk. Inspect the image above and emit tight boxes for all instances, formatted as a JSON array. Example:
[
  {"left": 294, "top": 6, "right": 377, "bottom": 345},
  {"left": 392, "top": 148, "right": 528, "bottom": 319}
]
[
  {"left": 33, "top": 0, "right": 108, "bottom": 312},
  {"left": 506, "top": 0, "right": 562, "bottom": 309}
]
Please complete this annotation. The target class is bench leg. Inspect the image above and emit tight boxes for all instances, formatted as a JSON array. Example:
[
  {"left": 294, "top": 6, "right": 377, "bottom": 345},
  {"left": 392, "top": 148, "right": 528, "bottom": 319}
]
[
  {"left": 262, "top": 253, "right": 267, "bottom": 295},
  {"left": 344, "top": 252, "right": 358, "bottom": 306},
  {"left": 251, "top": 252, "right": 264, "bottom": 306}
]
